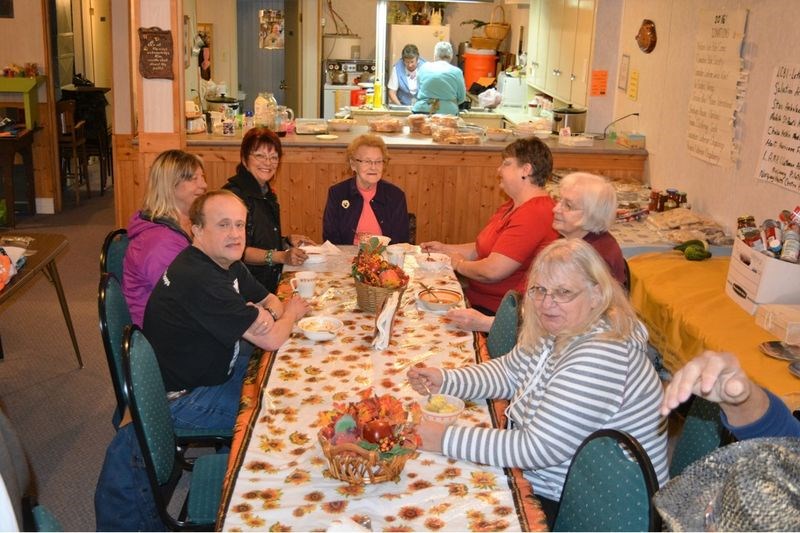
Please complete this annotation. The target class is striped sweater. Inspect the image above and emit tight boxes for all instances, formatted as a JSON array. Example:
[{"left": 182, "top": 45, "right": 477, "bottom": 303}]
[{"left": 440, "top": 318, "right": 668, "bottom": 501}]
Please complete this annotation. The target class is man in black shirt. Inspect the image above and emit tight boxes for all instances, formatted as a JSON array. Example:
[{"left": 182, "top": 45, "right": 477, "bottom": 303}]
[{"left": 96, "top": 190, "right": 308, "bottom": 530}]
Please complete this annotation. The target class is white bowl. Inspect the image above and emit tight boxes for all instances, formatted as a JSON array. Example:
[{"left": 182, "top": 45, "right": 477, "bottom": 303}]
[
  {"left": 421, "top": 394, "right": 465, "bottom": 426},
  {"left": 417, "top": 288, "right": 462, "bottom": 313},
  {"left": 417, "top": 252, "right": 450, "bottom": 272},
  {"left": 297, "top": 316, "right": 343, "bottom": 341}
]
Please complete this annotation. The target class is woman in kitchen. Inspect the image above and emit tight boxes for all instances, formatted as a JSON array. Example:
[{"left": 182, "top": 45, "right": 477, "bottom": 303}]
[
  {"left": 322, "top": 134, "right": 409, "bottom": 245},
  {"left": 388, "top": 44, "right": 425, "bottom": 106},
  {"left": 411, "top": 41, "right": 466, "bottom": 116},
  {"left": 223, "top": 127, "right": 314, "bottom": 293},
  {"left": 407, "top": 238, "right": 668, "bottom": 529},
  {"left": 421, "top": 137, "right": 558, "bottom": 314}
]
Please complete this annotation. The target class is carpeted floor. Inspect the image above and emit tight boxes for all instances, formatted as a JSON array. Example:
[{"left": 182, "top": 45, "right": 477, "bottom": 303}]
[{"left": 1, "top": 165, "right": 116, "bottom": 531}]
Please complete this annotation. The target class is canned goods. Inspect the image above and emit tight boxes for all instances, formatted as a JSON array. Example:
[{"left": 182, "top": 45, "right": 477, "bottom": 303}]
[
  {"left": 649, "top": 190, "right": 660, "bottom": 212},
  {"left": 791, "top": 206, "right": 800, "bottom": 224},
  {"left": 737, "top": 216, "right": 757, "bottom": 240},
  {"left": 762, "top": 219, "right": 783, "bottom": 253},
  {"left": 780, "top": 224, "right": 800, "bottom": 263},
  {"left": 742, "top": 228, "right": 765, "bottom": 251}
]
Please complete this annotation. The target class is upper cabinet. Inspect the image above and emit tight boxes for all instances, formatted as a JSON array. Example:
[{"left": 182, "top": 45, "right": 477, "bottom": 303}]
[{"left": 526, "top": 0, "right": 595, "bottom": 107}]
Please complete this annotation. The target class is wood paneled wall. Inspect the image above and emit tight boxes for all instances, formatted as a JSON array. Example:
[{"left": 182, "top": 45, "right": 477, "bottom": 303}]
[{"left": 109, "top": 143, "right": 645, "bottom": 242}]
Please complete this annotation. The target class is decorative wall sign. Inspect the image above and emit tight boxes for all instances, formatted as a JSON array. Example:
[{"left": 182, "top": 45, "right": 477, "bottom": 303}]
[
  {"left": 635, "top": 19, "right": 657, "bottom": 53},
  {"left": 0, "top": 0, "right": 13, "bottom": 19},
  {"left": 138, "top": 26, "right": 174, "bottom": 79},
  {"left": 618, "top": 54, "right": 630, "bottom": 91}
]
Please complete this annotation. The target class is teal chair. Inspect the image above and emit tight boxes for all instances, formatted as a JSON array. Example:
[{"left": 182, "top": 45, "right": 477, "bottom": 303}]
[
  {"left": 98, "top": 273, "right": 132, "bottom": 428},
  {"left": 123, "top": 326, "right": 230, "bottom": 530},
  {"left": 669, "top": 396, "right": 726, "bottom": 478},
  {"left": 100, "top": 228, "right": 128, "bottom": 281},
  {"left": 487, "top": 290, "right": 520, "bottom": 358},
  {"left": 554, "top": 429, "right": 661, "bottom": 532}
]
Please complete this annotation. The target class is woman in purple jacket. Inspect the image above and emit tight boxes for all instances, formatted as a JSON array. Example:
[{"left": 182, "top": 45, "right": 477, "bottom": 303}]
[{"left": 122, "top": 150, "right": 207, "bottom": 326}]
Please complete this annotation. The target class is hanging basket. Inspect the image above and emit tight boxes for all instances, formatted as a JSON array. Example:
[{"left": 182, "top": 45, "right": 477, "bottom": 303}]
[{"left": 484, "top": 5, "right": 511, "bottom": 42}]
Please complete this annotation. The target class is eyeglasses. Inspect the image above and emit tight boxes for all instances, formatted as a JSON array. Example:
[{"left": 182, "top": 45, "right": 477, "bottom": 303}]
[
  {"left": 527, "top": 284, "right": 583, "bottom": 304},
  {"left": 250, "top": 153, "right": 280, "bottom": 163},
  {"left": 556, "top": 198, "right": 582, "bottom": 212},
  {"left": 353, "top": 158, "right": 385, "bottom": 167}
]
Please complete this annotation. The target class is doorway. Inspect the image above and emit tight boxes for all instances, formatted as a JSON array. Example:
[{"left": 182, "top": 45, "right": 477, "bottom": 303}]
[{"left": 237, "top": 0, "right": 299, "bottom": 113}]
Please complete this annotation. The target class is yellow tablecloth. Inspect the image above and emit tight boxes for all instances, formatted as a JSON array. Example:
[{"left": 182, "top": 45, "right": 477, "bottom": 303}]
[{"left": 629, "top": 252, "right": 800, "bottom": 409}]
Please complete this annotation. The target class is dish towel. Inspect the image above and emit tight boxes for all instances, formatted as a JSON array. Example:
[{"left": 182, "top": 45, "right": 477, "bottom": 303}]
[{"left": 371, "top": 291, "right": 401, "bottom": 351}]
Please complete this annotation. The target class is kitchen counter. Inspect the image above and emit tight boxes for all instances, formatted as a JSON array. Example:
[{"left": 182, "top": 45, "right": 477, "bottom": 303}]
[{"left": 187, "top": 125, "right": 646, "bottom": 156}]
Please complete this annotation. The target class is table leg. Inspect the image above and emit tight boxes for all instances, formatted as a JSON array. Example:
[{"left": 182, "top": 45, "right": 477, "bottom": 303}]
[
  {"left": 1, "top": 159, "right": 14, "bottom": 227},
  {"left": 44, "top": 260, "right": 84, "bottom": 368}
]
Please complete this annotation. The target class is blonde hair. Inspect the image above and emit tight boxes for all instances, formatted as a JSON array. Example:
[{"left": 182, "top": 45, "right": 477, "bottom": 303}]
[
  {"left": 346, "top": 134, "right": 389, "bottom": 164},
  {"left": 141, "top": 150, "right": 204, "bottom": 221},
  {"left": 559, "top": 172, "right": 617, "bottom": 233},
  {"left": 517, "top": 239, "right": 638, "bottom": 349}
]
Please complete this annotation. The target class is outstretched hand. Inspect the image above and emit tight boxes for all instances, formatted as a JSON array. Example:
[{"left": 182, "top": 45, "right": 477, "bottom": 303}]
[
  {"left": 660, "top": 351, "right": 752, "bottom": 416},
  {"left": 407, "top": 365, "right": 443, "bottom": 396}
]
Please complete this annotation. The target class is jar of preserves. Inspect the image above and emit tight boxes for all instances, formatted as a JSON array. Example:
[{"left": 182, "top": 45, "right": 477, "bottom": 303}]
[
  {"left": 657, "top": 192, "right": 669, "bottom": 212},
  {"left": 742, "top": 228, "right": 765, "bottom": 251},
  {"left": 648, "top": 190, "right": 660, "bottom": 212},
  {"left": 678, "top": 192, "right": 688, "bottom": 209}
]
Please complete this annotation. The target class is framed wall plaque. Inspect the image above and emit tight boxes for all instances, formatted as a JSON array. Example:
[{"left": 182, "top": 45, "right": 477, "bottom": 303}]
[{"left": 138, "top": 26, "right": 174, "bottom": 79}]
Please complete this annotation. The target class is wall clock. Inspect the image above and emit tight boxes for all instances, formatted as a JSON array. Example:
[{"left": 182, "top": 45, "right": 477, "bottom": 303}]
[{"left": 636, "top": 19, "right": 657, "bottom": 53}]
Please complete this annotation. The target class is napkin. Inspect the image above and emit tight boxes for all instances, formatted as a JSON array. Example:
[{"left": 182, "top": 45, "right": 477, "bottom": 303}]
[
  {"left": 372, "top": 291, "right": 401, "bottom": 351},
  {"left": 300, "top": 240, "right": 342, "bottom": 255}
]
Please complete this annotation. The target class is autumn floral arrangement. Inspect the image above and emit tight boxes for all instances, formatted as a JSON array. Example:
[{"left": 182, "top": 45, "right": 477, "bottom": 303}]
[
  {"left": 317, "top": 388, "right": 420, "bottom": 484},
  {"left": 351, "top": 237, "right": 409, "bottom": 312}
]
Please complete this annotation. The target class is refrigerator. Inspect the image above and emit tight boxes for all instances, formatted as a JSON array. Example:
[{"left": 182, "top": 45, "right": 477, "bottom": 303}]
[{"left": 387, "top": 24, "right": 451, "bottom": 72}]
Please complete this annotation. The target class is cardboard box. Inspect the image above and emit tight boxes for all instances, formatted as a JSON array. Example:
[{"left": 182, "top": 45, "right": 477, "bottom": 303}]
[
  {"left": 725, "top": 238, "right": 800, "bottom": 314},
  {"left": 755, "top": 304, "right": 800, "bottom": 345}
]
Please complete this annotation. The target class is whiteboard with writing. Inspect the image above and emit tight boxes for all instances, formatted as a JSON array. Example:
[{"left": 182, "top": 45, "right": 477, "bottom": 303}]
[
  {"left": 757, "top": 64, "right": 800, "bottom": 193},
  {"left": 686, "top": 9, "right": 748, "bottom": 167}
]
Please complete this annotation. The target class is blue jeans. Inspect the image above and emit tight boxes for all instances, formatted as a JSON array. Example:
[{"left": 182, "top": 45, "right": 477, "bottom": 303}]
[{"left": 94, "top": 346, "right": 252, "bottom": 531}]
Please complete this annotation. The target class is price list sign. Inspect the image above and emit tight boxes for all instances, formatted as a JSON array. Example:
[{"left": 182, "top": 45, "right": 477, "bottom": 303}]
[
  {"left": 138, "top": 27, "right": 174, "bottom": 80},
  {"left": 757, "top": 64, "right": 800, "bottom": 193}
]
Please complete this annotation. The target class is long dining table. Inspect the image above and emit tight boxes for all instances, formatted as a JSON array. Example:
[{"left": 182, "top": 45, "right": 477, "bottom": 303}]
[{"left": 217, "top": 247, "right": 547, "bottom": 531}]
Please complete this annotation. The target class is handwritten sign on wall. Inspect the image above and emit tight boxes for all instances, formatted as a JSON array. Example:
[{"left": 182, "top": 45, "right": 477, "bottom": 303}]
[
  {"left": 686, "top": 9, "right": 748, "bottom": 167},
  {"left": 138, "top": 27, "right": 174, "bottom": 80},
  {"left": 756, "top": 64, "right": 800, "bottom": 193}
]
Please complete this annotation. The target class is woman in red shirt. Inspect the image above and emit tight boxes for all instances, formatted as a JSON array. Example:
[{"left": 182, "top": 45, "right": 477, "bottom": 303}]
[{"left": 422, "top": 137, "right": 558, "bottom": 314}]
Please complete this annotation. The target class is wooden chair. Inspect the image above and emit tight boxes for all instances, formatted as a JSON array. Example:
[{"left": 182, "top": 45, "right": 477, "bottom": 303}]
[{"left": 56, "top": 100, "right": 90, "bottom": 204}]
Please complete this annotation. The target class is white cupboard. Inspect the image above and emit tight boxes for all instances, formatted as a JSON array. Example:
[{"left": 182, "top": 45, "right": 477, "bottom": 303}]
[{"left": 526, "top": 0, "right": 595, "bottom": 107}]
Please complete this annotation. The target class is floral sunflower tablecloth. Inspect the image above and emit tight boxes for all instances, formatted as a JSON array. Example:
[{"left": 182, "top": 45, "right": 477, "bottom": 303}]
[{"left": 218, "top": 259, "right": 546, "bottom": 532}]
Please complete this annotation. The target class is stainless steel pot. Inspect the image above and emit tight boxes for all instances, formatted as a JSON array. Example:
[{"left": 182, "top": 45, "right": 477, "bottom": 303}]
[
  {"left": 552, "top": 104, "right": 587, "bottom": 134},
  {"left": 329, "top": 70, "right": 348, "bottom": 85}
]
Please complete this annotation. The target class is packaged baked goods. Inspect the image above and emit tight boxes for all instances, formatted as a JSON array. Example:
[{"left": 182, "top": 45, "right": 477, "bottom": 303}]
[
  {"left": 418, "top": 122, "right": 433, "bottom": 135},
  {"left": 432, "top": 126, "right": 457, "bottom": 143},
  {"left": 430, "top": 114, "right": 459, "bottom": 129},
  {"left": 368, "top": 116, "right": 403, "bottom": 133},
  {"left": 407, "top": 114, "right": 428, "bottom": 132},
  {"left": 448, "top": 133, "right": 481, "bottom": 145}
]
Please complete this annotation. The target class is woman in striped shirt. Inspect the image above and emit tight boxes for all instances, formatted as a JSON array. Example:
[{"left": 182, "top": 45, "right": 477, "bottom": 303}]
[{"left": 408, "top": 239, "right": 668, "bottom": 527}]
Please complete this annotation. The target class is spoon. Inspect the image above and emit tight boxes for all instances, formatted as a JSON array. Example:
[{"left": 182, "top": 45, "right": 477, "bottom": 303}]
[
  {"left": 419, "top": 282, "right": 441, "bottom": 303},
  {"left": 420, "top": 379, "right": 433, "bottom": 405}
]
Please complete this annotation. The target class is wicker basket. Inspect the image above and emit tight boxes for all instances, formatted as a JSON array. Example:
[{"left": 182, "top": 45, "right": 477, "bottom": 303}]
[
  {"left": 484, "top": 5, "right": 510, "bottom": 41},
  {"left": 354, "top": 278, "right": 404, "bottom": 313},
  {"left": 318, "top": 432, "right": 414, "bottom": 484},
  {"left": 470, "top": 36, "right": 501, "bottom": 50}
]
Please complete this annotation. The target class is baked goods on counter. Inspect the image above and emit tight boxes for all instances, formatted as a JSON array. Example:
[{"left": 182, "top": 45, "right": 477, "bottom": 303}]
[
  {"left": 368, "top": 116, "right": 403, "bottom": 133},
  {"left": 431, "top": 126, "right": 457, "bottom": 143},
  {"left": 407, "top": 114, "right": 428, "bottom": 133},
  {"left": 430, "top": 114, "right": 459, "bottom": 129}
]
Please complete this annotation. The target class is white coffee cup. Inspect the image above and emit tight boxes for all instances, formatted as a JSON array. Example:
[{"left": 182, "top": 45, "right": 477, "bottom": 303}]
[
  {"left": 290, "top": 271, "right": 317, "bottom": 298},
  {"left": 185, "top": 100, "right": 200, "bottom": 115},
  {"left": 386, "top": 245, "right": 406, "bottom": 267}
]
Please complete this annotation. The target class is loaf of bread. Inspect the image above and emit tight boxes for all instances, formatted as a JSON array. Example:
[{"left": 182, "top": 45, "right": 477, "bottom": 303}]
[
  {"left": 407, "top": 114, "right": 428, "bottom": 132},
  {"left": 432, "top": 126, "right": 457, "bottom": 143},
  {"left": 368, "top": 117, "right": 403, "bottom": 133},
  {"left": 430, "top": 114, "right": 459, "bottom": 128}
]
